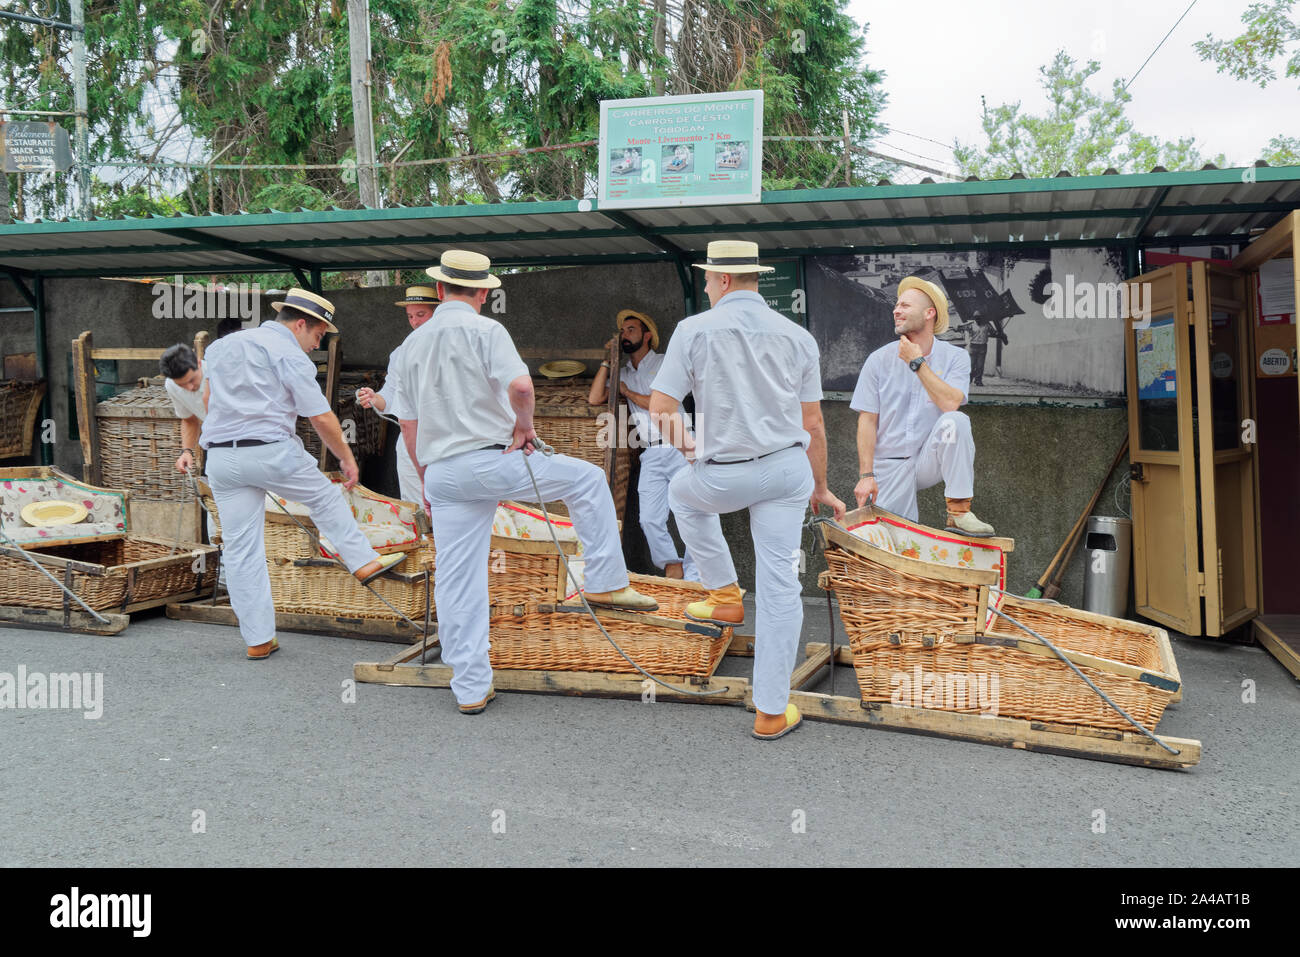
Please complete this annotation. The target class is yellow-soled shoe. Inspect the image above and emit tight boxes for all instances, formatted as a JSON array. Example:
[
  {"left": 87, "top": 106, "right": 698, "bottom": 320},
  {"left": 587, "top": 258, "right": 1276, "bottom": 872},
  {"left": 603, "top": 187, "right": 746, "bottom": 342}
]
[
  {"left": 583, "top": 586, "right": 659, "bottom": 612},
  {"left": 356, "top": 551, "right": 406, "bottom": 585},
  {"left": 752, "top": 704, "right": 801, "bottom": 740},
  {"left": 684, "top": 599, "right": 746, "bottom": 626}
]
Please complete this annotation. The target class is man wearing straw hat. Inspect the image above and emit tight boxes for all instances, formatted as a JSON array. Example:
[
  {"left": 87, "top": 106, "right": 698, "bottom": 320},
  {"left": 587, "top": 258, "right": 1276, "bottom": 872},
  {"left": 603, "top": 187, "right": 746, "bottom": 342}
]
[
  {"left": 388, "top": 250, "right": 658, "bottom": 715},
  {"left": 649, "top": 240, "right": 845, "bottom": 741},
  {"left": 200, "top": 288, "right": 405, "bottom": 660},
  {"left": 850, "top": 276, "right": 995, "bottom": 537},
  {"left": 356, "top": 285, "right": 440, "bottom": 506},
  {"left": 589, "top": 308, "right": 698, "bottom": 582}
]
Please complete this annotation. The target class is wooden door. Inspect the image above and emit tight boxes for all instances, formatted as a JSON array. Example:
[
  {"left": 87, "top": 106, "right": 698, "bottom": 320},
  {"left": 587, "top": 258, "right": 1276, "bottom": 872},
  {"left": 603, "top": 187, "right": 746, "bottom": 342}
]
[
  {"left": 1190, "top": 262, "right": 1260, "bottom": 635},
  {"left": 1125, "top": 265, "right": 1202, "bottom": 634}
]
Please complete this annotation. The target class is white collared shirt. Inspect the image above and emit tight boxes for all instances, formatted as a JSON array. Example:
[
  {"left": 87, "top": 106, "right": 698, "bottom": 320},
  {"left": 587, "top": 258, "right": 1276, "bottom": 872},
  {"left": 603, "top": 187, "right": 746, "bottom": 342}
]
[
  {"left": 652, "top": 290, "right": 822, "bottom": 464},
  {"left": 199, "top": 321, "right": 329, "bottom": 447},
  {"left": 387, "top": 300, "right": 530, "bottom": 465},
  {"left": 165, "top": 359, "right": 207, "bottom": 421},
  {"left": 620, "top": 350, "right": 686, "bottom": 444},
  {"left": 849, "top": 338, "right": 970, "bottom": 459}
]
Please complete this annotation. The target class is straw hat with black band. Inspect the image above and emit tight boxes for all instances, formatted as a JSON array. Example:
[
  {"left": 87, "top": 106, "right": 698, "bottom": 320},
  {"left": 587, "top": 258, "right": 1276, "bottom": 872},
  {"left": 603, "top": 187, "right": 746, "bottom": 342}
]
[
  {"left": 394, "top": 285, "right": 441, "bottom": 307},
  {"left": 897, "top": 276, "right": 950, "bottom": 335},
  {"left": 270, "top": 288, "right": 339, "bottom": 334},
  {"left": 425, "top": 250, "right": 502, "bottom": 289},
  {"left": 692, "top": 239, "right": 775, "bottom": 275},
  {"left": 616, "top": 308, "right": 660, "bottom": 351}
]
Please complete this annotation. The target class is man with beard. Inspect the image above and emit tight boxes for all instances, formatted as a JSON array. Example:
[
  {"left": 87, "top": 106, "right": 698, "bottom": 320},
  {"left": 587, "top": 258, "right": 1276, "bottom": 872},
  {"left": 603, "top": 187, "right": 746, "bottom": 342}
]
[
  {"left": 851, "top": 276, "right": 995, "bottom": 536},
  {"left": 588, "top": 309, "right": 697, "bottom": 581},
  {"left": 356, "top": 286, "right": 440, "bottom": 506}
]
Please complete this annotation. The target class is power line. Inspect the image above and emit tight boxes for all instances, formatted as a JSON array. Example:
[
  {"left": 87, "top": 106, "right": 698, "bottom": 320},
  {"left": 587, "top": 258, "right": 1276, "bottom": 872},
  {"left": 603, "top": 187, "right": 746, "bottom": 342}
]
[{"left": 1123, "top": 0, "right": 1200, "bottom": 93}]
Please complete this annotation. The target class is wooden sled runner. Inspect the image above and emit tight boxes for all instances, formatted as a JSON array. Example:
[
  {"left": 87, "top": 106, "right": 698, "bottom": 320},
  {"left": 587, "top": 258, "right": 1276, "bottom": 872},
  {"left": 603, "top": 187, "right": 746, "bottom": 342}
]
[{"left": 352, "top": 509, "right": 1199, "bottom": 769}]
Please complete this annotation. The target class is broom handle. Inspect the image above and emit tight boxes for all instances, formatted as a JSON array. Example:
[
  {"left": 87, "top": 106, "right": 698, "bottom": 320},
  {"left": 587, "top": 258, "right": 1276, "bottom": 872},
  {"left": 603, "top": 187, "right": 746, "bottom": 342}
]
[{"left": 1035, "top": 434, "right": 1129, "bottom": 589}]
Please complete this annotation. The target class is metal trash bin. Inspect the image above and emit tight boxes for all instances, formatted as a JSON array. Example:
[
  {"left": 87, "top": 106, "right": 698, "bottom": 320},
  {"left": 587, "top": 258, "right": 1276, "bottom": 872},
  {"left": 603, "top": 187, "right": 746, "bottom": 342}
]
[{"left": 1082, "top": 516, "right": 1132, "bottom": 618}]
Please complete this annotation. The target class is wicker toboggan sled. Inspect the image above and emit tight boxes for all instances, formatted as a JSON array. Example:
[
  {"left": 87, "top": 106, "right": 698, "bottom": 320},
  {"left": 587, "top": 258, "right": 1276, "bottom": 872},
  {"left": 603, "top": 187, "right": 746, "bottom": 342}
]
[{"left": 817, "top": 505, "right": 1182, "bottom": 734}]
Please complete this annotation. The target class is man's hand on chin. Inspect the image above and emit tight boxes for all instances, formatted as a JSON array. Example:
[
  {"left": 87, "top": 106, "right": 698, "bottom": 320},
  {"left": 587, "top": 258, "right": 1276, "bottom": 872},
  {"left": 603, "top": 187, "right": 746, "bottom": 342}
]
[{"left": 898, "top": 335, "right": 922, "bottom": 363}]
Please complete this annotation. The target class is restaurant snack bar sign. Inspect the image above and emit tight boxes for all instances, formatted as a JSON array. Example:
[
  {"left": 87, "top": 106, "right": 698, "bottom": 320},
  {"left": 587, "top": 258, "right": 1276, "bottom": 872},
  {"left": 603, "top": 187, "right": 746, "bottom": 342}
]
[
  {"left": 1, "top": 121, "right": 74, "bottom": 173},
  {"left": 599, "top": 91, "right": 763, "bottom": 209}
]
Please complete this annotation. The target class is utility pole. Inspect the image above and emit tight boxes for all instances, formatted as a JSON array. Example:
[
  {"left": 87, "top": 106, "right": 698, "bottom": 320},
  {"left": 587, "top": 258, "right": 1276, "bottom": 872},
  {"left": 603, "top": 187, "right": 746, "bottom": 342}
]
[
  {"left": 71, "top": 0, "right": 90, "bottom": 219},
  {"left": 653, "top": 0, "right": 667, "bottom": 95},
  {"left": 346, "top": 0, "right": 386, "bottom": 287}
]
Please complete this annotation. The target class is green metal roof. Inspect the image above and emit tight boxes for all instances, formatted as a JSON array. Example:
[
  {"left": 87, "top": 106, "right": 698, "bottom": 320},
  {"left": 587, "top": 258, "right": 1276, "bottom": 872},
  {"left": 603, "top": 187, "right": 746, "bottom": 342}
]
[{"left": 2, "top": 165, "right": 1298, "bottom": 279}]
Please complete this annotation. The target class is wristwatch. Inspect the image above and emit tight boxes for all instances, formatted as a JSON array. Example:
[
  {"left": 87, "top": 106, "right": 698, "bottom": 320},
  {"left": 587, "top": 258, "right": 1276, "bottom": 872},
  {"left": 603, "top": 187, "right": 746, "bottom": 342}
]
[
  {"left": 908, "top": 356, "right": 925, "bottom": 373},
  {"left": 859, "top": 471, "right": 875, "bottom": 479}
]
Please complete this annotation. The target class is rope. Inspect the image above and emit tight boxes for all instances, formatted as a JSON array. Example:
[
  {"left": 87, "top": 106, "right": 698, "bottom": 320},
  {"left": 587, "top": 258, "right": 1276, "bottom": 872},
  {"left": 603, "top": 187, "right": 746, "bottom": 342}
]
[
  {"left": 520, "top": 439, "right": 732, "bottom": 698},
  {"left": 986, "top": 604, "right": 1178, "bottom": 755}
]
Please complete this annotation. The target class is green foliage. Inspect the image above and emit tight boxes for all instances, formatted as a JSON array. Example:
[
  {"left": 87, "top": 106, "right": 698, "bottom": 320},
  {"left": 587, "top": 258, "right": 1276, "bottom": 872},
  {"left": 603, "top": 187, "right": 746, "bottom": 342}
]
[
  {"left": 954, "top": 50, "right": 1226, "bottom": 179},
  {"left": 1194, "top": 0, "right": 1300, "bottom": 88},
  {"left": 2, "top": 0, "right": 887, "bottom": 220},
  {"left": 1262, "top": 134, "right": 1300, "bottom": 164}
]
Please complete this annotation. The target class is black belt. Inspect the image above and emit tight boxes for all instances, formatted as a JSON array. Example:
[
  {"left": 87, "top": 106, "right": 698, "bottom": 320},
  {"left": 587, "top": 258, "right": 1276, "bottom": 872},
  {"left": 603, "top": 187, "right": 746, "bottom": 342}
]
[
  {"left": 208, "top": 438, "right": 277, "bottom": 448},
  {"left": 706, "top": 442, "right": 799, "bottom": 465},
  {"left": 480, "top": 444, "right": 507, "bottom": 451}
]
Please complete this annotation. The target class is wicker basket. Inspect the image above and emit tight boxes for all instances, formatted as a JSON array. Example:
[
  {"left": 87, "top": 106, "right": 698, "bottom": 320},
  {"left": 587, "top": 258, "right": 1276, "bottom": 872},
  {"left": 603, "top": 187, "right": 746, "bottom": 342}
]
[
  {"left": 533, "top": 381, "right": 631, "bottom": 523},
  {"left": 95, "top": 385, "right": 197, "bottom": 503},
  {"left": 486, "top": 575, "right": 731, "bottom": 677},
  {"left": 419, "top": 533, "right": 580, "bottom": 617},
  {"left": 297, "top": 369, "right": 387, "bottom": 461},
  {"left": 0, "top": 380, "right": 46, "bottom": 459},
  {"left": 817, "top": 507, "right": 1180, "bottom": 732},
  {"left": 0, "top": 536, "right": 218, "bottom": 611}
]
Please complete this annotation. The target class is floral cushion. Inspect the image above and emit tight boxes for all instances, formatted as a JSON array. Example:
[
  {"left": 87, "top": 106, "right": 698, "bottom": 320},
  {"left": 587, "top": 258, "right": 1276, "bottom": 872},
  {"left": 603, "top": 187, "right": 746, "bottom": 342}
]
[
  {"left": 0, "top": 477, "right": 128, "bottom": 545},
  {"left": 265, "top": 481, "right": 421, "bottom": 553},
  {"left": 497, "top": 501, "right": 582, "bottom": 549}
]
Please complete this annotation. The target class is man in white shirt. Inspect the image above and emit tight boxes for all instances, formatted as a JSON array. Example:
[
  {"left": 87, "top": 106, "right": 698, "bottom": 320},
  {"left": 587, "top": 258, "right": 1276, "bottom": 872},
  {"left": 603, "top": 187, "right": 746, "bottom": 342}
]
[
  {"left": 388, "top": 250, "right": 658, "bottom": 715},
  {"left": 588, "top": 308, "right": 698, "bottom": 581},
  {"left": 160, "top": 344, "right": 208, "bottom": 477},
  {"left": 201, "top": 289, "right": 404, "bottom": 660},
  {"left": 850, "top": 276, "right": 995, "bottom": 536},
  {"left": 649, "top": 240, "right": 845, "bottom": 742},
  {"left": 356, "top": 285, "right": 440, "bottom": 506}
]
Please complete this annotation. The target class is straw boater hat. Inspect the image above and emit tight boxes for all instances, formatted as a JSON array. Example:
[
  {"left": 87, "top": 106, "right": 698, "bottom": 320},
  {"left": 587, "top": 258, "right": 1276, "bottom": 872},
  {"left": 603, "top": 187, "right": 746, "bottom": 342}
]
[
  {"left": 616, "top": 308, "right": 660, "bottom": 350},
  {"left": 897, "top": 276, "right": 950, "bottom": 335},
  {"left": 270, "top": 288, "right": 339, "bottom": 334},
  {"left": 425, "top": 250, "right": 502, "bottom": 289},
  {"left": 537, "top": 360, "right": 587, "bottom": 379},
  {"left": 21, "top": 500, "right": 88, "bottom": 527},
  {"left": 394, "top": 285, "right": 441, "bottom": 307},
  {"left": 692, "top": 239, "right": 774, "bottom": 275}
]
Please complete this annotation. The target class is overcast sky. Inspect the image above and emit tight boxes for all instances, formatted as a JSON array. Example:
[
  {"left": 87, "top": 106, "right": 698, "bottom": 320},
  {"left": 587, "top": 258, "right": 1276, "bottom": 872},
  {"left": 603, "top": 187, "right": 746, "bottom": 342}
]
[{"left": 844, "top": 0, "right": 1296, "bottom": 173}]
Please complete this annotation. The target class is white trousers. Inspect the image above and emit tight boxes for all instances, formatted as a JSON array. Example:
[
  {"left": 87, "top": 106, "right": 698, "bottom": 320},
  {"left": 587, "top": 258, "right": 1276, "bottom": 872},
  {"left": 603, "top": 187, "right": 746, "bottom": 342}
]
[
  {"left": 669, "top": 446, "right": 814, "bottom": 715},
  {"left": 637, "top": 444, "right": 698, "bottom": 580},
  {"left": 396, "top": 438, "right": 423, "bottom": 507},
  {"left": 873, "top": 411, "right": 976, "bottom": 522},
  {"left": 206, "top": 438, "right": 379, "bottom": 647},
  {"left": 425, "top": 448, "right": 629, "bottom": 705}
]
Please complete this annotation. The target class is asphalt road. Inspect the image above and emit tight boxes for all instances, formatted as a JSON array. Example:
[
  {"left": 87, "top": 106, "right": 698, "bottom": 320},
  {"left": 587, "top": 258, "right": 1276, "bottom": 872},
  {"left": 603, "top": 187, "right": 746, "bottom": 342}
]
[{"left": 2, "top": 600, "right": 1296, "bottom": 867}]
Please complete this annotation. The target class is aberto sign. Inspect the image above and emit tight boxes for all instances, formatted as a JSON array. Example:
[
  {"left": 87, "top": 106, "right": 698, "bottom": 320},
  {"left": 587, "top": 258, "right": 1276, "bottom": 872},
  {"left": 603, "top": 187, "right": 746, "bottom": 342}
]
[{"left": 1, "top": 120, "right": 74, "bottom": 172}]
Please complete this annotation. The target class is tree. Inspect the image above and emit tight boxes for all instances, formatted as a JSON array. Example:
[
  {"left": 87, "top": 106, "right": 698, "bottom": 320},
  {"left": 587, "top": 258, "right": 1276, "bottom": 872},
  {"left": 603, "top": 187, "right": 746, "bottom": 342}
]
[
  {"left": 1262, "top": 134, "right": 1300, "bottom": 164},
  {"left": 954, "top": 50, "right": 1226, "bottom": 179},
  {"left": 1194, "top": 0, "right": 1300, "bottom": 88},
  {"left": 2, "top": 0, "right": 889, "bottom": 221}
]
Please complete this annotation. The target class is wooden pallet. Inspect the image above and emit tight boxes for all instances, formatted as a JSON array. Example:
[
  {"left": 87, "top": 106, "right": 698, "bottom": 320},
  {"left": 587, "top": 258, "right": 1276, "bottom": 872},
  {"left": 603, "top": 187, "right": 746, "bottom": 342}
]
[
  {"left": 353, "top": 634, "right": 1201, "bottom": 770},
  {"left": 166, "top": 593, "right": 433, "bottom": 644}
]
